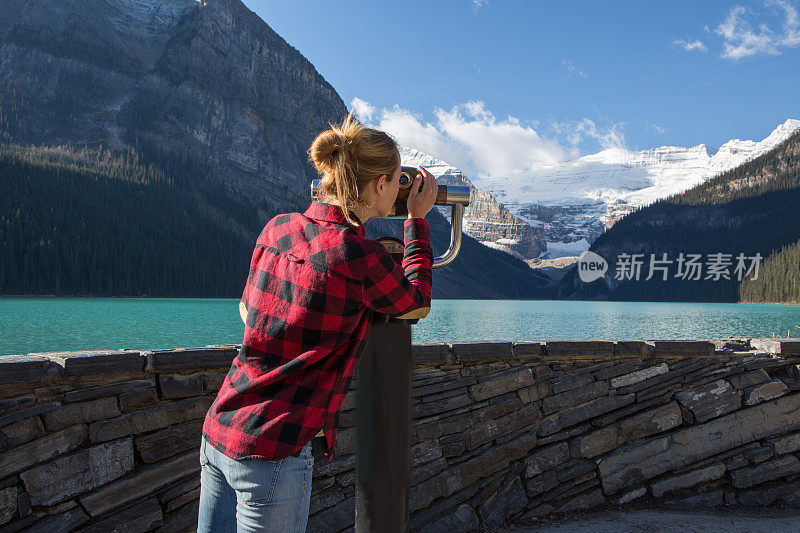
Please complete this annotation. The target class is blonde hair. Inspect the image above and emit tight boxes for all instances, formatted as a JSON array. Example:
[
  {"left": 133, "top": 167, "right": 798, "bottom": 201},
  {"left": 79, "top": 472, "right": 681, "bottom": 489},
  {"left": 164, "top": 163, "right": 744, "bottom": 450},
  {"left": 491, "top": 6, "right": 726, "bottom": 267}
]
[{"left": 308, "top": 114, "right": 400, "bottom": 226}]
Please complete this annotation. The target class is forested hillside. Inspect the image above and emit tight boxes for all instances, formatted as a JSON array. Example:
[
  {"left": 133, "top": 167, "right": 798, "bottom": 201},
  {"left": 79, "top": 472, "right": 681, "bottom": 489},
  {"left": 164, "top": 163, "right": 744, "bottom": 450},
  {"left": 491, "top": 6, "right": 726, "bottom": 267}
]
[
  {"left": 0, "top": 144, "right": 254, "bottom": 296},
  {"left": 739, "top": 238, "right": 800, "bottom": 303},
  {"left": 0, "top": 143, "right": 554, "bottom": 298}
]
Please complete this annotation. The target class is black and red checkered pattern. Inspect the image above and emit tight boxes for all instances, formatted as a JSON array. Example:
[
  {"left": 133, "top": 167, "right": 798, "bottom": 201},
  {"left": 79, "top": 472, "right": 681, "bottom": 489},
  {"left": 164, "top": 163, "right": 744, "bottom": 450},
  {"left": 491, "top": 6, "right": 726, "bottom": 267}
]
[{"left": 202, "top": 201, "right": 432, "bottom": 461}]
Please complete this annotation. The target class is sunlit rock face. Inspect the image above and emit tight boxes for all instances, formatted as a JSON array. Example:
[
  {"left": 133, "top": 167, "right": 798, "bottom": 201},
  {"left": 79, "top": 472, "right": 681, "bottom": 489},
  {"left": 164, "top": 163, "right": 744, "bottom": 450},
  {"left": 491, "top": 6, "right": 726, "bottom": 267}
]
[{"left": 0, "top": 0, "right": 349, "bottom": 214}]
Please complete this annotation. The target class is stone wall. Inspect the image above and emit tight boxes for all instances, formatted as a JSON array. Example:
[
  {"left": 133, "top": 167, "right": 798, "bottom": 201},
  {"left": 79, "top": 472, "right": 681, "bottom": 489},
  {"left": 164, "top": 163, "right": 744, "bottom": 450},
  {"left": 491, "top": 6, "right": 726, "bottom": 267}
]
[{"left": 1, "top": 338, "right": 800, "bottom": 532}]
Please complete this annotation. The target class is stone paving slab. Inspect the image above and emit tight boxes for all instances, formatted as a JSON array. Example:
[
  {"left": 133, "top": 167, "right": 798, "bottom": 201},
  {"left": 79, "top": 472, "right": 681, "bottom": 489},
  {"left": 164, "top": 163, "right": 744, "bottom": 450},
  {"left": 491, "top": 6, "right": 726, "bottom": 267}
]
[{"left": 496, "top": 508, "right": 800, "bottom": 532}]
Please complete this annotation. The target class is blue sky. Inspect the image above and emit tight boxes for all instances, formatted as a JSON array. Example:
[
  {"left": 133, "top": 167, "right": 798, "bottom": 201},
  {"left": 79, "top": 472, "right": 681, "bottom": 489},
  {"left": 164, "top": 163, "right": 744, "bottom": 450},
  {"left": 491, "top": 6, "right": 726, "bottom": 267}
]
[{"left": 244, "top": 1, "right": 799, "bottom": 170}]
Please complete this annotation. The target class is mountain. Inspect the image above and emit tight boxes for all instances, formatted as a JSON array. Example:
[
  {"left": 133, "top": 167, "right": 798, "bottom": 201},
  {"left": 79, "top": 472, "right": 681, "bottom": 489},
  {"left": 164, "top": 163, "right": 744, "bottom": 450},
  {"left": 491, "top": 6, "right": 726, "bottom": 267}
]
[
  {"left": 0, "top": 0, "right": 552, "bottom": 299},
  {"left": 556, "top": 128, "right": 800, "bottom": 303},
  {"left": 472, "top": 119, "right": 800, "bottom": 259}
]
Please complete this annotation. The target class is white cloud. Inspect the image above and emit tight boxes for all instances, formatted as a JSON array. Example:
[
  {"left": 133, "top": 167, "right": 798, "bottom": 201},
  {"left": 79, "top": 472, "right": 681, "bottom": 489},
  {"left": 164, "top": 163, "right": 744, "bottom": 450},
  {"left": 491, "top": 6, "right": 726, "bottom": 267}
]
[
  {"left": 350, "top": 97, "right": 375, "bottom": 122},
  {"left": 716, "top": 5, "right": 779, "bottom": 58},
  {"left": 552, "top": 118, "right": 626, "bottom": 150},
  {"left": 673, "top": 38, "right": 708, "bottom": 52},
  {"left": 776, "top": 0, "right": 800, "bottom": 45},
  {"left": 673, "top": 1, "right": 800, "bottom": 59},
  {"left": 381, "top": 102, "right": 571, "bottom": 178},
  {"left": 643, "top": 121, "right": 668, "bottom": 135},
  {"left": 351, "top": 99, "right": 629, "bottom": 181},
  {"left": 472, "top": 0, "right": 488, "bottom": 12},
  {"left": 562, "top": 59, "right": 588, "bottom": 78},
  {"left": 433, "top": 103, "right": 570, "bottom": 172},
  {"left": 715, "top": 0, "right": 800, "bottom": 59}
]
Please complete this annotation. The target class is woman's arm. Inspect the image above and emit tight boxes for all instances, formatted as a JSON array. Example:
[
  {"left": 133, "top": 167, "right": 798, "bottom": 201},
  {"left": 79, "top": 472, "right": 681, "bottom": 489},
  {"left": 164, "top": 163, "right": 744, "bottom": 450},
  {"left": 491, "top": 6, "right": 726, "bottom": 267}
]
[
  {"left": 361, "top": 166, "right": 437, "bottom": 315},
  {"left": 362, "top": 217, "right": 433, "bottom": 316}
]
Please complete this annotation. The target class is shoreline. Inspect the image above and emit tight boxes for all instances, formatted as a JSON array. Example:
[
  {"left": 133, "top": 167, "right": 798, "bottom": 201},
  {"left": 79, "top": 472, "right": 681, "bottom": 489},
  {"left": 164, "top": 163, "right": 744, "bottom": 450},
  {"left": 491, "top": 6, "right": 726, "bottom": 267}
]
[{"left": 1, "top": 295, "right": 799, "bottom": 305}]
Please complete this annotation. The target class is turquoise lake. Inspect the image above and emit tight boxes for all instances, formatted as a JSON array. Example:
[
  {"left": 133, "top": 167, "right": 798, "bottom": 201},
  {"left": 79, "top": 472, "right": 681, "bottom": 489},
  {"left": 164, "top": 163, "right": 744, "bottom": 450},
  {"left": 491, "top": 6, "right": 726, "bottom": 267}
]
[{"left": 1, "top": 297, "right": 800, "bottom": 356}]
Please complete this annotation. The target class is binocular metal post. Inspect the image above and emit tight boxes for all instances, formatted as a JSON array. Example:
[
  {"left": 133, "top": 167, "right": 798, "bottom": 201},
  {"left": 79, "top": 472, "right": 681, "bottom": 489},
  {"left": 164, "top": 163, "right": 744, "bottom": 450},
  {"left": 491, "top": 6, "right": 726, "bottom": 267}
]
[
  {"left": 311, "top": 176, "right": 470, "bottom": 533},
  {"left": 354, "top": 315, "right": 412, "bottom": 533}
]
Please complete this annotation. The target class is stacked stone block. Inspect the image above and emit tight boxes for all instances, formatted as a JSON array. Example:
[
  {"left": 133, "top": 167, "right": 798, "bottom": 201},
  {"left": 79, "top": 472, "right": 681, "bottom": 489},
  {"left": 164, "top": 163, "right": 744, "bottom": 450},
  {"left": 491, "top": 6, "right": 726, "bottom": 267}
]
[
  {"left": 0, "top": 347, "right": 233, "bottom": 532},
  {"left": 306, "top": 338, "right": 800, "bottom": 531},
  {"left": 1, "top": 338, "right": 799, "bottom": 532}
]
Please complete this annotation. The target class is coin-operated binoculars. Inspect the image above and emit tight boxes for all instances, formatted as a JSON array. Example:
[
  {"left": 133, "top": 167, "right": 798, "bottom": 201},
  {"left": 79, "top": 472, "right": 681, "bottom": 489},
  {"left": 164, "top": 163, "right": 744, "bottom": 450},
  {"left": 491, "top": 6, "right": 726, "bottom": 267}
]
[{"left": 312, "top": 167, "right": 470, "bottom": 533}]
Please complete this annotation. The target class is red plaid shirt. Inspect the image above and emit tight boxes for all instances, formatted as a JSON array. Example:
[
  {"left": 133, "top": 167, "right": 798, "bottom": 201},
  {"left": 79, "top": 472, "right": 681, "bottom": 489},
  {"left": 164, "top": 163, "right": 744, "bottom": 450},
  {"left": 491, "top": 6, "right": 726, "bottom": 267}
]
[{"left": 202, "top": 201, "right": 432, "bottom": 461}]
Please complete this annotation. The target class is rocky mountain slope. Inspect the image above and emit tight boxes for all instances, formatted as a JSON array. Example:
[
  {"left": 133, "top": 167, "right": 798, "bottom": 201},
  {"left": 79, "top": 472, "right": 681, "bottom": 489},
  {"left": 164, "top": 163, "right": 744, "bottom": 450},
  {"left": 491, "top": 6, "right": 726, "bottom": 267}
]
[
  {"left": 0, "top": 0, "right": 344, "bottom": 214},
  {"left": 0, "top": 0, "right": 552, "bottom": 299}
]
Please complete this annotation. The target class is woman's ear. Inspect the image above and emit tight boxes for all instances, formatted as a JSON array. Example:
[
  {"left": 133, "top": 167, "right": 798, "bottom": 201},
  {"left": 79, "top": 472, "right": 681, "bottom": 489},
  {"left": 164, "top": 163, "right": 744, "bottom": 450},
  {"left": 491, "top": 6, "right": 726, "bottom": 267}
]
[{"left": 374, "top": 174, "right": 387, "bottom": 194}]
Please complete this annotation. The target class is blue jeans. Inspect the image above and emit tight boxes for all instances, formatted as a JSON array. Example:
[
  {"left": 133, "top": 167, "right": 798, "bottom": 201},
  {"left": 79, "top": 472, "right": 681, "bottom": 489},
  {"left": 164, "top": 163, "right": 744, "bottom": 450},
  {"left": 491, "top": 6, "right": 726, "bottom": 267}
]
[{"left": 197, "top": 437, "right": 314, "bottom": 533}]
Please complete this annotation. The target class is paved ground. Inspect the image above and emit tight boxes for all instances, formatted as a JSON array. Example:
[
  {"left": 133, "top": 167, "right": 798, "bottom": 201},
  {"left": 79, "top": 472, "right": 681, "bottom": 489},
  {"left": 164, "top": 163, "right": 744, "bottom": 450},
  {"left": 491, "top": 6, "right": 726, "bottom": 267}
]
[{"left": 491, "top": 508, "right": 800, "bottom": 532}]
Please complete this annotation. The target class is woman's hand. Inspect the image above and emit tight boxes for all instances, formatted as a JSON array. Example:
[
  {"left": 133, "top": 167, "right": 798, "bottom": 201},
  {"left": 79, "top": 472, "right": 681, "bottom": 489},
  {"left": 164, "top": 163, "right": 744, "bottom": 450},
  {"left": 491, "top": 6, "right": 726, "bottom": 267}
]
[{"left": 407, "top": 166, "right": 438, "bottom": 219}]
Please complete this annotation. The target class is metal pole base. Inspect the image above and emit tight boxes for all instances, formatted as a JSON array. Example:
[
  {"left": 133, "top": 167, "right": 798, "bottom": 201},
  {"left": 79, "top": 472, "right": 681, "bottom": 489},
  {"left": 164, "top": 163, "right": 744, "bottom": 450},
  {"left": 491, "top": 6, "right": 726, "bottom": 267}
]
[{"left": 355, "top": 317, "right": 411, "bottom": 533}]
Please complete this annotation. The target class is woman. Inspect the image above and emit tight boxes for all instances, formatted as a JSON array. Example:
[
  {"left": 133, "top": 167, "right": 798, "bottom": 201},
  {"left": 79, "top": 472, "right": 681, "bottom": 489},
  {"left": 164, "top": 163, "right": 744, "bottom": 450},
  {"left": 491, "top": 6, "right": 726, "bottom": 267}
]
[{"left": 197, "top": 114, "right": 438, "bottom": 532}]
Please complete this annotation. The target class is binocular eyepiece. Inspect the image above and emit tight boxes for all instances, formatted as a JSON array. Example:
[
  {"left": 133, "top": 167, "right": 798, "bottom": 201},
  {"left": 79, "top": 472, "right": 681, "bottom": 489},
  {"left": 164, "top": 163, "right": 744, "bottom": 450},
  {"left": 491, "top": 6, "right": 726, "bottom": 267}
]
[{"left": 397, "top": 167, "right": 415, "bottom": 189}]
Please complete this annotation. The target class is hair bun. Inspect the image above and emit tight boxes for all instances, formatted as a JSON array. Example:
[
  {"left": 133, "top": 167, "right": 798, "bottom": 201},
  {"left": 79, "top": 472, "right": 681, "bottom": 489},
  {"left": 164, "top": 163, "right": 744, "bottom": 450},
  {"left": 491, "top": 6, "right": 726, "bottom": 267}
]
[{"left": 310, "top": 130, "right": 354, "bottom": 173}]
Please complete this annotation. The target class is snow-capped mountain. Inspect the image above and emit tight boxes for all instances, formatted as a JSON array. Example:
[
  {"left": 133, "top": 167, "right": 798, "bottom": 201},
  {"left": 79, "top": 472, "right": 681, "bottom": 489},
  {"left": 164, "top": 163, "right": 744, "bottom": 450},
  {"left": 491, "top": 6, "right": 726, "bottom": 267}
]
[
  {"left": 401, "top": 119, "right": 800, "bottom": 261},
  {"left": 475, "top": 118, "right": 800, "bottom": 258}
]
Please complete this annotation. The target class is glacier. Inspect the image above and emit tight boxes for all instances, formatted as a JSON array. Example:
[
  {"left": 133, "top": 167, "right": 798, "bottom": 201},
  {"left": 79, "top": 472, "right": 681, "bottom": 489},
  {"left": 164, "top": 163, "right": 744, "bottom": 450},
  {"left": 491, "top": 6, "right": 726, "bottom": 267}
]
[{"left": 478, "top": 118, "right": 800, "bottom": 209}]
